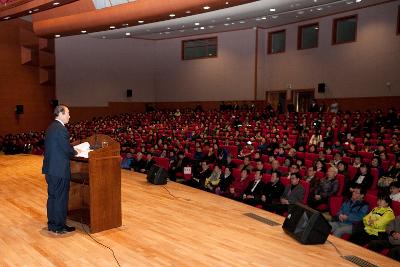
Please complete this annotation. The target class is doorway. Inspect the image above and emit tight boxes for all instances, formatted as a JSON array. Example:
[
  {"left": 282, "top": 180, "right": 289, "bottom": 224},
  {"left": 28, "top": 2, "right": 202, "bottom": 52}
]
[
  {"left": 292, "top": 89, "right": 315, "bottom": 112},
  {"left": 266, "top": 91, "right": 286, "bottom": 113}
]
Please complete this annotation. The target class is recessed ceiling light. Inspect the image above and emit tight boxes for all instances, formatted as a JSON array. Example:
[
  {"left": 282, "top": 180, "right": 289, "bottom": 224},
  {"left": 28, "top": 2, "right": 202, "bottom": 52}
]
[
  {"left": 315, "top": 27, "right": 319, "bottom": 30},
  {"left": 186, "top": 10, "right": 191, "bottom": 14},
  {"left": 167, "top": 27, "right": 171, "bottom": 30},
  {"left": 261, "top": 16, "right": 267, "bottom": 20},
  {"left": 270, "top": 8, "right": 276, "bottom": 12},
  {"left": 316, "top": 7, "right": 323, "bottom": 11},
  {"left": 200, "top": 27, "right": 205, "bottom": 30},
  {"left": 169, "top": 14, "right": 175, "bottom": 17},
  {"left": 256, "top": 18, "right": 261, "bottom": 21},
  {"left": 225, "top": 1, "right": 229, "bottom": 4},
  {"left": 203, "top": 6, "right": 210, "bottom": 10},
  {"left": 81, "top": 30, "right": 87, "bottom": 33},
  {"left": 194, "top": 22, "right": 200, "bottom": 26},
  {"left": 54, "top": 34, "right": 61, "bottom": 38},
  {"left": 165, "top": 32, "right": 170, "bottom": 34},
  {"left": 346, "top": 1, "right": 353, "bottom": 4},
  {"left": 356, "top": 0, "right": 362, "bottom": 2},
  {"left": 102, "top": 36, "right": 107, "bottom": 39},
  {"left": 4, "top": 16, "right": 11, "bottom": 20},
  {"left": 138, "top": 20, "right": 144, "bottom": 23},
  {"left": 28, "top": 10, "right": 32, "bottom": 14},
  {"left": 239, "top": 21, "right": 245, "bottom": 24},
  {"left": 224, "top": 23, "right": 230, "bottom": 26},
  {"left": 231, "top": 22, "right": 235, "bottom": 25},
  {"left": 314, "top": 0, "right": 318, "bottom": 2},
  {"left": 226, "top": 17, "right": 231, "bottom": 20},
  {"left": 122, "top": 23, "right": 129, "bottom": 27},
  {"left": 109, "top": 26, "right": 116, "bottom": 29},
  {"left": 125, "top": 32, "right": 131, "bottom": 36},
  {"left": 53, "top": 2, "right": 60, "bottom": 6}
]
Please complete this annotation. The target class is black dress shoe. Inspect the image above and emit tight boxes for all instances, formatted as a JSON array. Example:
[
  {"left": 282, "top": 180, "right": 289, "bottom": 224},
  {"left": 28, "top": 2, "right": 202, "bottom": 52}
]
[
  {"left": 63, "top": 225, "right": 76, "bottom": 232},
  {"left": 49, "top": 229, "right": 67, "bottom": 235}
]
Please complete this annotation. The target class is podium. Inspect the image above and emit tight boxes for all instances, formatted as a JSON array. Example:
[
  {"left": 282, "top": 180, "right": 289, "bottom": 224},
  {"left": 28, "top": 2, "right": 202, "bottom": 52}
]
[{"left": 68, "top": 134, "right": 122, "bottom": 233}]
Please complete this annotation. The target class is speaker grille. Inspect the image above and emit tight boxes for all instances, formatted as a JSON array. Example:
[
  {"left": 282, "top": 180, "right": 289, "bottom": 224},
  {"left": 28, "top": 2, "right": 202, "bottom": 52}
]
[
  {"left": 342, "top": 255, "right": 378, "bottom": 267},
  {"left": 243, "top": 213, "right": 280, "bottom": 226}
]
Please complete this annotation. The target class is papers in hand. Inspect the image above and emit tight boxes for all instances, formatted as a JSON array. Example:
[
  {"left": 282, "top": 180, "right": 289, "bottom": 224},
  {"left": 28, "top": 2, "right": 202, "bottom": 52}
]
[{"left": 74, "top": 142, "right": 93, "bottom": 158}]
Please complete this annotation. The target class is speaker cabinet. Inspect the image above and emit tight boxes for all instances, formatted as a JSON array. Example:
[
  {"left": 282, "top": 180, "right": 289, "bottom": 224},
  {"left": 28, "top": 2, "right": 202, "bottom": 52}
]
[
  {"left": 127, "top": 89, "right": 132, "bottom": 98},
  {"left": 51, "top": 99, "right": 59, "bottom": 108},
  {"left": 147, "top": 165, "right": 168, "bottom": 185},
  {"left": 282, "top": 203, "right": 331, "bottom": 245},
  {"left": 318, "top": 83, "right": 326, "bottom": 93},
  {"left": 15, "top": 105, "right": 24, "bottom": 114}
]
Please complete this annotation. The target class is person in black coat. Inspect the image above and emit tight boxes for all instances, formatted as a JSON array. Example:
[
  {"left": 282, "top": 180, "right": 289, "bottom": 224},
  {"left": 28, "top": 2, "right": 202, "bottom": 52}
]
[
  {"left": 216, "top": 167, "right": 234, "bottom": 195},
  {"left": 140, "top": 152, "right": 156, "bottom": 174},
  {"left": 345, "top": 163, "right": 374, "bottom": 197},
  {"left": 262, "top": 171, "right": 285, "bottom": 206},
  {"left": 242, "top": 171, "right": 265, "bottom": 206},
  {"left": 42, "top": 105, "right": 78, "bottom": 234}
]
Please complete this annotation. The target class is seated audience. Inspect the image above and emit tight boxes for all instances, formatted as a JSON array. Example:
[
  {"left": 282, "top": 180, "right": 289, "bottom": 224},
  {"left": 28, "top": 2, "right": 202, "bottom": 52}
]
[
  {"left": 367, "top": 215, "right": 400, "bottom": 261},
  {"left": 329, "top": 187, "right": 368, "bottom": 238},
  {"left": 261, "top": 171, "right": 285, "bottom": 206},
  {"left": 216, "top": 167, "right": 234, "bottom": 195},
  {"left": 265, "top": 173, "right": 305, "bottom": 215},
  {"left": 308, "top": 167, "right": 339, "bottom": 210},
  {"left": 228, "top": 169, "right": 251, "bottom": 200},
  {"left": 389, "top": 181, "right": 400, "bottom": 202},
  {"left": 204, "top": 164, "right": 222, "bottom": 192},
  {"left": 121, "top": 152, "right": 134, "bottom": 170},
  {"left": 242, "top": 170, "right": 265, "bottom": 206},
  {"left": 345, "top": 163, "right": 374, "bottom": 197},
  {"left": 132, "top": 152, "right": 146, "bottom": 172},
  {"left": 239, "top": 156, "right": 253, "bottom": 172},
  {"left": 349, "top": 195, "right": 395, "bottom": 246}
]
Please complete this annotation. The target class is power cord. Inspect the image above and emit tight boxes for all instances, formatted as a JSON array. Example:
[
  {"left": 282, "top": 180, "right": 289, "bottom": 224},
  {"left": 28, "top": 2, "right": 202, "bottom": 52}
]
[
  {"left": 80, "top": 175, "right": 122, "bottom": 267},
  {"left": 162, "top": 185, "right": 191, "bottom": 201},
  {"left": 327, "top": 239, "right": 344, "bottom": 258}
]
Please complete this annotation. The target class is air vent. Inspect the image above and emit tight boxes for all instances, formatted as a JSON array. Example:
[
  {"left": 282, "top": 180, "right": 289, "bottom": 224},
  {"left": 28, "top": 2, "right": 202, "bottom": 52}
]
[
  {"left": 342, "top": 255, "right": 378, "bottom": 267},
  {"left": 243, "top": 213, "right": 280, "bottom": 226}
]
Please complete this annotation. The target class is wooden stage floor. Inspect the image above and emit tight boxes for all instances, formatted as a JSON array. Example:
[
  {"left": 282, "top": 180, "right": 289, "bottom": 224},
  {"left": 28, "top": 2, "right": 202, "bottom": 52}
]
[{"left": 0, "top": 155, "right": 398, "bottom": 267}]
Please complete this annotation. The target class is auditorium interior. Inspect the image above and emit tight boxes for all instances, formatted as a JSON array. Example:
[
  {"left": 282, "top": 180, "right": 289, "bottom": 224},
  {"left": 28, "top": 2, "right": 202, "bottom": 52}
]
[{"left": 1, "top": 0, "right": 400, "bottom": 266}]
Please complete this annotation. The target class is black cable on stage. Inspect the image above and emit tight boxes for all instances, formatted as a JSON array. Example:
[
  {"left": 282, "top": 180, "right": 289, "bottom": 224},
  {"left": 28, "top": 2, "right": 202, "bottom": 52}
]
[
  {"left": 80, "top": 176, "right": 122, "bottom": 267},
  {"left": 327, "top": 239, "right": 344, "bottom": 258}
]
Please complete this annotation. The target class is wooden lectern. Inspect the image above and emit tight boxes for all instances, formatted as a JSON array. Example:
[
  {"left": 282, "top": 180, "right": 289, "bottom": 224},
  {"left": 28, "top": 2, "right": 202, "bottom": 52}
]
[{"left": 68, "top": 134, "right": 122, "bottom": 233}]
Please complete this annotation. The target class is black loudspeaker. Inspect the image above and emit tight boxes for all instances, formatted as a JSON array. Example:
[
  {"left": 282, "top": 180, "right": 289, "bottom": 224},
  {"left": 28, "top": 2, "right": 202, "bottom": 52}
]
[
  {"left": 127, "top": 89, "right": 132, "bottom": 98},
  {"left": 318, "top": 83, "right": 326, "bottom": 93},
  {"left": 147, "top": 165, "right": 168, "bottom": 185},
  {"left": 282, "top": 203, "right": 331, "bottom": 245},
  {"left": 51, "top": 99, "right": 59, "bottom": 108},
  {"left": 15, "top": 105, "right": 24, "bottom": 114}
]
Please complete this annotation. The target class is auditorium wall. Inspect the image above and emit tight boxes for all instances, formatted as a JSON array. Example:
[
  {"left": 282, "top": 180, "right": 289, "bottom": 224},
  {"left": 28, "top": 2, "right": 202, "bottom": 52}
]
[
  {"left": 55, "top": 35, "right": 156, "bottom": 106},
  {"left": 0, "top": 19, "right": 54, "bottom": 135},
  {"left": 259, "top": 0, "right": 400, "bottom": 100},
  {"left": 55, "top": 1, "right": 399, "bottom": 108}
]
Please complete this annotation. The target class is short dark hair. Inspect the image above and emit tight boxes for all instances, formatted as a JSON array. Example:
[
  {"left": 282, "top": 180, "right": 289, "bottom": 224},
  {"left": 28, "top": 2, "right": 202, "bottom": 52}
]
[
  {"left": 389, "top": 181, "right": 400, "bottom": 189},
  {"left": 378, "top": 194, "right": 392, "bottom": 207},
  {"left": 53, "top": 105, "right": 68, "bottom": 117}
]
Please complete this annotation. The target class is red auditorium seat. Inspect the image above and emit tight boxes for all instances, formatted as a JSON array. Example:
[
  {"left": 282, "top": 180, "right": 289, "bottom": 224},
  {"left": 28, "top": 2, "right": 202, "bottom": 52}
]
[
  {"left": 329, "top": 196, "right": 343, "bottom": 216},
  {"left": 392, "top": 201, "right": 400, "bottom": 216},
  {"left": 153, "top": 157, "right": 169, "bottom": 170}
]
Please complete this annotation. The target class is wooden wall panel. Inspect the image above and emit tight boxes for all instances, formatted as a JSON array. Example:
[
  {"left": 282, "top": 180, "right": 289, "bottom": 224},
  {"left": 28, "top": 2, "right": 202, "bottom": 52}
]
[{"left": 0, "top": 19, "right": 55, "bottom": 135}]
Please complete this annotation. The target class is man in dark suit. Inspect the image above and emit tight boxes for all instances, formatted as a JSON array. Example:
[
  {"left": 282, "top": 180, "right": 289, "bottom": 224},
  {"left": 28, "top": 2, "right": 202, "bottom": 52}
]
[{"left": 42, "top": 105, "right": 78, "bottom": 234}]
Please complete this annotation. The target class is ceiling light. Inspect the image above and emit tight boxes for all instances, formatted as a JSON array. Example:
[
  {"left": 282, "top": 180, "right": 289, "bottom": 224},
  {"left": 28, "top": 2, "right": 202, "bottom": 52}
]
[
  {"left": 316, "top": 7, "right": 323, "bottom": 11},
  {"left": 165, "top": 32, "right": 170, "bottom": 34},
  {"left": 167, "top": 27, "right": 171, "bottom": 30},
  {"left": 314, "top": 0, "right": 318, "bottom": 2},
  {"left": 239, "top": 21, "right": 245, "bottom": 24},
  {"left": 138, "top": 20, "right": 144, "bottom": 23},
  {"left": 33, "top": 8, "right": 39, "bottom": 11},
  {"left": 200, "top": 27, "right": 205, "bottom": 30},
  {"left": 186, "top": 10, "right": 191, "bottom": 14},
  {"left": 256, "top": 18, "right": 261, "bottom": 21},
  {"left": 81, "top": 30, "right": 87, "bottom": 33},
  {"left": 194, "top": 22, "right": 200, "bottom": 26},
  {"left": 102, "top": 36, "right": 106, "bottom": 39},
  {"left": 271, "top": 15, "right": 278, "bottom": 19},
  {"left": 122, "top": 23, "right": 129, "bottom": 27},
  {"left": 125, "top": 32, "right": 131, "bottom": 36},
  {"left": 4, "top": 16, "right": 11, "bottom": 20},
  {"left": 315, "top": 27, "right": 319, "bottom": 30},
  {"left": 54, "top": 34, "right": 61, "bottom": 38},
  {"left": 179, "top": 30, "right": 185, "bottom": 32},
  {"left": 203, "top": 6, "right": 210, "bottom": 10},
  {"left": 169, "top": 14, "right": 175, "bottom": 17},
  {"left": 231, "top": 22, "right": 235, "bottom": 25},
  {"left": 270, "top": 8, "right": 276, "bottom": 12},
  {"left": 53, "top": 2, "right": 60, "bottom": 6},
  {"left": 298, "top": 11, "right": 304, "bottom": 14},
  {"left": 346, "top": 1, "right": 353, "bottom": 4},
  {"left": 261, "top": 16, "right": 267, "bottom": 20},
  {"left": 225, "top": 1, "right": 229, "bottom": 4},
  {"left": 224, "top": 23, "right": 230, "bottom": 26},
  {"left": 226, "top": 17, "right": 231, "bottom": 20},
  {"left": 109, "top": 26, "right": 116, "bottom": 29},
  {"left": 356, "top": 0, "right": 362, "bottom": 2},
  {"left": 28, "top": 10, "right": 32, "bottom": 14},
  {"left": 209, "top": 26, "right": 214, "bottom": 29}
]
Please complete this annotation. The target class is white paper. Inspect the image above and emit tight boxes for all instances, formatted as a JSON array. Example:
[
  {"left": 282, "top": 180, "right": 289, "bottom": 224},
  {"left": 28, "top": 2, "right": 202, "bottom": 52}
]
[{"left": 73, "top": 142, "right": 93, "bottom": 158}]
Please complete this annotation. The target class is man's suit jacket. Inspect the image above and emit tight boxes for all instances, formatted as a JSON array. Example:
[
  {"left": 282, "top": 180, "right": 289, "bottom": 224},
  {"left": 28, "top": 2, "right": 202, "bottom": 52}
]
[
  {"left": 282, "top": 183, "right": 305, "bottom": 204},
  {"left": 42, "top": 120, "right": 76, "bottom": 179},
  {"left": 244, "top": 180, "right": 265, "bottom": 199}
]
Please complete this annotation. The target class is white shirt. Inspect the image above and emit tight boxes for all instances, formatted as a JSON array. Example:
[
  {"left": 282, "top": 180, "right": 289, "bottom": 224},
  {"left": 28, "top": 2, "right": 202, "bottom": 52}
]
[
  {"left": 390, "top": 192, "right": 400, "bottom": 201},
  {"left": 251, "top": 180, "right": 261, "bottom": 193}
]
